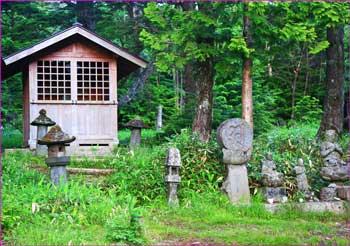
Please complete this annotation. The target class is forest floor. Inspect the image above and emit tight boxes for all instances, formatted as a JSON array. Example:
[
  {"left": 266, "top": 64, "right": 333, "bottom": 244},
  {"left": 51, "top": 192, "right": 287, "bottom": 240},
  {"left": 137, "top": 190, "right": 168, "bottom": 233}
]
[{"left": 2, "top": 127, "right": 350, "bottom": 245}]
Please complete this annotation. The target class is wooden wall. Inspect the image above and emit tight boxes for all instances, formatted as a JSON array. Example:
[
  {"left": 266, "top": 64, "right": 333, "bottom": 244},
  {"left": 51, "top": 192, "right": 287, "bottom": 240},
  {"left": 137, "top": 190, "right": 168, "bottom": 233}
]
[{"left": 28, "top": 41, "right": 118, "bottom": 151}]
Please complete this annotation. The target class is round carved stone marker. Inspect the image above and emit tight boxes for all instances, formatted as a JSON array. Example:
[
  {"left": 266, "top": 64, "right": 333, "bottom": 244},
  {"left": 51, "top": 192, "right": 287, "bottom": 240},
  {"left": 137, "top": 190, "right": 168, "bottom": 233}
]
[{"left": 217, "top": 118, "right": 253, "bottom": 164}]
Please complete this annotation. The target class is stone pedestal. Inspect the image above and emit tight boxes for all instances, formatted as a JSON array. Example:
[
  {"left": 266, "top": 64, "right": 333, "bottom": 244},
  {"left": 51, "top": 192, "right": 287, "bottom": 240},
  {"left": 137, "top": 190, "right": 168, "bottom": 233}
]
[
  {"left": 46, "top": 156, "right": 70, "bottom": 186},
  {"left": 130, "top": 128, "right": 141, "bottom": 146},
  {"left": 50, "top": 166, "right": 67, "bottom": 186},
  {"left": 222, "top": 164, "right": 250, "bottom": 203},
  {"left": 167, "top": 183, "right": 179, "bottom": 206},
  {"left": 260, "top": 187, "right": 287, "bottom": 203}
]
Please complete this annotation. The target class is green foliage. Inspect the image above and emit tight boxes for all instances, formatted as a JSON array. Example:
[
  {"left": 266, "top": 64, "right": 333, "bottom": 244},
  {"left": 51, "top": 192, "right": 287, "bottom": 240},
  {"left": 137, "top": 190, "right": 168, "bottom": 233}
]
[
  {"left": 2, "top": 128, "right": 23, "bottom": 148},
  {"left": 118, "top": 74, "right": 178, "bottom": 127},
  {"left": 105, "top": 146, "right": 166, "bottom": 204},
  {"left": 165, "top": 129, "right": 224, "bottom": 194},
  {"left": 2, "top": 152, "right": 130, "bottom": 244},
  {"left": 106, "top": 196, "right": 146, "bottom": 245},
  {"left": 293, "top": 96, "right": 323, "bottom": 123}
]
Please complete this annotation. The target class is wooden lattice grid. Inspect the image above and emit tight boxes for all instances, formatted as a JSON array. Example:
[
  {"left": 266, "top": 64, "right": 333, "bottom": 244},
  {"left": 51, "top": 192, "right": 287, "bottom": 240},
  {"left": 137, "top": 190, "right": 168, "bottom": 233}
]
[
  {"left": 77, "top": 61, "right": 110, "bottom": 101},
  {"left": 37, "top": 60, "right": 71, "bottom": 101}
]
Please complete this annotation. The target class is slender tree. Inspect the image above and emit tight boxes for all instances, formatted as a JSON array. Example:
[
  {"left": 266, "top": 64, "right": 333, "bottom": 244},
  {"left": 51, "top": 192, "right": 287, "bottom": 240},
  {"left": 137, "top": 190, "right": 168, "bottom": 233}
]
[{"left": 242, "top": 3, "right": 253, "bottom": 130}]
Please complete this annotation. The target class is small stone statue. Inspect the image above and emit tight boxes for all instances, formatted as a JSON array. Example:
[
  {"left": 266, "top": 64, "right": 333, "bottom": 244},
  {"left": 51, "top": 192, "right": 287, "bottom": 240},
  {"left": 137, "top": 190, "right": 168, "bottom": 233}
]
[
  {"left": 294, "top": 158, "right": 310, "bottom": 192},
  {"left": 261, "top": 153, "right": 284, "bottom": 187},
  {"left": 260, "top": 153, "right": 287, "bottom": 203},
  {"left": 320, "top": 183, "right": 339, "bottom": 201},
  {"left": 320, "top": 130, "right": 348, "bottom": 181},
  {"left": 294, "top": 159, "right": 318, "bottom": 202}
]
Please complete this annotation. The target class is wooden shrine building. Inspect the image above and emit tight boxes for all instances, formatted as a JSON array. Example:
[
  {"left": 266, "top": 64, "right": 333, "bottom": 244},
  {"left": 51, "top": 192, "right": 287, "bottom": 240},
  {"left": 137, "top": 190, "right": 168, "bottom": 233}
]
[{"left": 2, "top": 23, "right": 147, "bottom": 154}]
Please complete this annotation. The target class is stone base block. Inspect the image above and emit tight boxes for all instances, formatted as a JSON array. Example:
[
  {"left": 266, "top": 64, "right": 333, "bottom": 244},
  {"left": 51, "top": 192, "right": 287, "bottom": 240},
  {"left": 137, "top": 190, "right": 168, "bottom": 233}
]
[
  {"left": 50, "top": 166, "right": 67, "bottom": 186},
  {"left": 337, "top": 186, "right": 350, "bottom": 200},
  {"left": 265, "top": 201, "right": 347, "bottom": 214},
  {"left": 260, "top": 187, "right": 287, "bottom": 203},
  {"left": 221, "top": 164, "right": 250, "bottom": 203}
]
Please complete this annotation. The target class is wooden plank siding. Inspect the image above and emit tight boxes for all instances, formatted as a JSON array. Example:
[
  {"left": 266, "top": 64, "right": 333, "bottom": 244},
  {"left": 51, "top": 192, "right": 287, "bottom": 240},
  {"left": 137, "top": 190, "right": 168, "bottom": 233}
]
[{"left": 28, "top": 41, "right": 118, "bottom": 152}]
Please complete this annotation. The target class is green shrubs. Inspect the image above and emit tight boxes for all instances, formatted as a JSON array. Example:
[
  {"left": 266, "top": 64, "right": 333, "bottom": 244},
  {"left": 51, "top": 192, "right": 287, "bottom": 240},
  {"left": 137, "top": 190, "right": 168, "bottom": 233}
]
[
  {"left": 2, "top": 152, "right": 131, "bottom": 244},
  {"left": 2, "top": 128, "right": 23, "bottom": 148},
  {"left": 165, "top": 129, "right": 224, "bottom": 195},
  {"left": 106, "top": 196, "right": 146, "bottom": 245}
]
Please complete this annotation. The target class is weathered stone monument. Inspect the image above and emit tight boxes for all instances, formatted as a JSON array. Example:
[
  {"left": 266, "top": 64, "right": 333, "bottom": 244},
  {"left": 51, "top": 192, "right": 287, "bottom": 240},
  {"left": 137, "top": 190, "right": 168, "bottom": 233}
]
[
  {"left": 320, "top": 183, "right": 338, "bottom": 201},
  {"left": 164, "top": 147, "right": 182, "bottom": 206},
  {"left": 319, "top": 129, "right": 349, "bottom": 201},
  {"left": 294, "top": 158, "right": 317, "bottom": 202},
  {"left": 31, "top": 109, "right": 56, "bottom": 156},
  {"left": 217, "top": 118, "right": 253, "bottom": 203},
  {"left": 156, "top": 105, "right": 163, "bottom": 131},
  {"left": 38, "top": 125, "right": 75, "bottom": 186},
  {"left": 125, "top": 117, "right": 148, "bottom": 147},
  {"left": 320, "top": 130, "right": 348, "bottom": 182},
  {"left": 260, "top": 153, "right": 287, "bottom": 203}
]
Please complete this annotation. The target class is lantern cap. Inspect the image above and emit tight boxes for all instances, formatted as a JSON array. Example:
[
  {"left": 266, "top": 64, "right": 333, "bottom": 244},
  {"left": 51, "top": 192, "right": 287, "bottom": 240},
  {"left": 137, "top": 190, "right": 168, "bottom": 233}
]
[
  {"left": 125, "top": 117, "right": 148, "bottom": 129},
  {"left": 164, "top": 147, "right": 182, "bottom": 167},
  {"left": 38, "top": 125, "right": 75, "bottom": 145},
  {"left": 31, "top": 109, "right": 56, "bottom": 126}
]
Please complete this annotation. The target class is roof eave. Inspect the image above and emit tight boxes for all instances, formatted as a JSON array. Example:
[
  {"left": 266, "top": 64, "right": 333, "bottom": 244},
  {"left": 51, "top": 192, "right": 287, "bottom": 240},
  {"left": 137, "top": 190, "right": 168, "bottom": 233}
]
[{"left": 3, "top": 25, "right": 147, "bottom": 69}]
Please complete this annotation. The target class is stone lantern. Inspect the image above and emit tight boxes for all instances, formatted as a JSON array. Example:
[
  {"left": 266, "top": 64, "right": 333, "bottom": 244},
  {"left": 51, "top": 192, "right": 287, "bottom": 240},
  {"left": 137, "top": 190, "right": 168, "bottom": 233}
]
[
  {"left": 30, "top": 109, "right": 56, "bottom": 156},
  {"left": 125, "top": 117, "right": 148, "bottom": 147},
  {"left": 164, "top": 147, "right": 182, "bottom": 206},
  {"left": 38, "top": 125, "right": 75, "bottom": 186}
]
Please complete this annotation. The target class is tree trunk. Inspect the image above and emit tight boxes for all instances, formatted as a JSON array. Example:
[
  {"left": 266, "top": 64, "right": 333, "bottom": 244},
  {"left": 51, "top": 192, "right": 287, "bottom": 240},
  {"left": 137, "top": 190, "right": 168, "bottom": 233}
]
[
  {"left": 75, "top": 2, "right": 96, "bottom": 31},
  {"left": 318, "top": 25, "right": 345, "bottom": 135},
  {"left": 242, "top": 3, "right": 253, "bottom": 130},
  {"left": 181, "top": 2, "right": 197, "bottom": 110},
  {"left": 192, "top": 58, "right": 214, "bottom": 142},
  {"left": 118, "top": 61, "right": 155, "bottom": 107},
  {"left": 183, "top": 63, "right": 197, "bottom": 108},
  {"left": 291, "top": 59, "right": 301, "bottom": 120}
]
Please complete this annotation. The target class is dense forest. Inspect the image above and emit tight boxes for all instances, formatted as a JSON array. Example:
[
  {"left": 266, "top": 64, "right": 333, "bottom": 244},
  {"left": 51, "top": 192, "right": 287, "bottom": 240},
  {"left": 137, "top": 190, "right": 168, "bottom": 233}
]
[
  {"left": 2, "top": 2, "right": 350, "bottom": 244},
  {"left": 2, "top": 2, "right": 349, "bottom": 138},
  {"left": 2, "top": 1, "right": 349, "bottom": 139}
]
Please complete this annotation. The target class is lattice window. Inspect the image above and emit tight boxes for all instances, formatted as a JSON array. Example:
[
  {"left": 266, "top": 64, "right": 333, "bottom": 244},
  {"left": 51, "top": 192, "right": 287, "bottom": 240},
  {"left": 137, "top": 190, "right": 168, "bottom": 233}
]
[
  {"left": 37, "top": 60, "right": 71, "bottom": 101},
  {"left": 77, "top": 61, "right": 110, "bottom": 101}
]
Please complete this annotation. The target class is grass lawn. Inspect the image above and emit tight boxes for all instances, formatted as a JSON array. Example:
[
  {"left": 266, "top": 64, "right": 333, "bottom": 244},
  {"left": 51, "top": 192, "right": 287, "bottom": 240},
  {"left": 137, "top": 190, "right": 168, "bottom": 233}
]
[
  {"left": 2, "top": 125, "right": 350, "bottom": 244},
  {"left": 3, "top": 150, "right": 350, "bottom": 245},
  {"left": 143, "top": 197, "right": 350, "bottom": 244}
]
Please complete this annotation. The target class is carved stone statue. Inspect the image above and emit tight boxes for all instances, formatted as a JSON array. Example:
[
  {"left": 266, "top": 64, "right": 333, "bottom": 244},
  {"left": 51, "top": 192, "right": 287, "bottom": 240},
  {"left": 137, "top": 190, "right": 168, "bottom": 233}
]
[
  {"left": 217, "top": 118, "right": 253, "bottom": 203},
  {"left": 294, "top": 158, "right": 318, "bottom": 202},
  {"left": 261, "top": 153, "right": 284, "bottom": 187},
  {"left": 320, "top": 130, "right": 348, "bottom": 181},
  {"left": 261, "top": 153, "right": 288, "bottom": 203},
  {"left": 260, "top": 153, "right": 287, "bottom": 203},
  {"left": 294, "top": 158, "right": 310, "bottom": 192}
]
